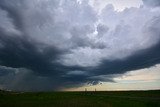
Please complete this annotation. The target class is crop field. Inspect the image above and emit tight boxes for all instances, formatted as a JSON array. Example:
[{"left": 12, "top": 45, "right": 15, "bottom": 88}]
[{"left": 0, "top": 90, "right": 160, "bottom": 107}]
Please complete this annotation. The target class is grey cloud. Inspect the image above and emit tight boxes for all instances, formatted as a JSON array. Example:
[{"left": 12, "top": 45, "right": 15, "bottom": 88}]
[
  {"left": 142, "top": 0, "right": 160, "bottom": 7},
  {"left": 0, "top": 1, "right": 25, "bottom": 32},
  {"left": 88, "top": 16, "right": 160, "bottom": 75},
  {"left": 97, "top": 24, "right": 109, "bottom": 37}
]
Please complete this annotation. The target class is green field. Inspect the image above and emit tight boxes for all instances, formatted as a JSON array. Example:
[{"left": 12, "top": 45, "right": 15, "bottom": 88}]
[{"left": 0, "top": 90, "right": 160, "bottom": 107}]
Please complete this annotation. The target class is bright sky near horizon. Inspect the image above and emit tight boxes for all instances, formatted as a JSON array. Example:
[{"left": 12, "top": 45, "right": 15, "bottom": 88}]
[{"left": 89, "top": 0, "right": 143, "bottom": 11}]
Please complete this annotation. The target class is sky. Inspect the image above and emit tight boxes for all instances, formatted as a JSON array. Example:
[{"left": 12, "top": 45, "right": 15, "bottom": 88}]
[{"left": 0, "top": 0, "right": 160, "bottom": 91}]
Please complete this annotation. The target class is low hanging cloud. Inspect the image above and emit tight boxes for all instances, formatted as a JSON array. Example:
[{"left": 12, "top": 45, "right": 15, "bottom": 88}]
[{"left": 0, "top": 0, "right": 160, "bottom": 91}]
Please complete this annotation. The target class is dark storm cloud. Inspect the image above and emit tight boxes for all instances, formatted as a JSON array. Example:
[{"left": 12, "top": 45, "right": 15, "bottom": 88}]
[
  {"left": 0, "top": 33, "right": 61, "bottom": 76},
  {"left": 0, "top": 32, "right": 89, "bottom": 91},
  {"left": 0, "top": 0, "right": 160, "bottom": 91},
  {"left": 0, "top": 29, "right": 91, "bottom": 91},
  {"left": 0, "top": 66, "right": 59, "bottom": 91},
  {"left": 1, "top": 32, "right": 159, "bottom": 91},
  {"left": 90, "top": 42, "right": 160, "bottom": 76}
]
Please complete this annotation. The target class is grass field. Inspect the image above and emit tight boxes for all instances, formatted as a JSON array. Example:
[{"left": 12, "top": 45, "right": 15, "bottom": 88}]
[{"left": 0, "top": 90, "right": 160, "bottom": 107}]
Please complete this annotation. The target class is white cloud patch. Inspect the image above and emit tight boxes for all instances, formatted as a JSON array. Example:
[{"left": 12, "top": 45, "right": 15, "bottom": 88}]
[
  {"left": 89, "top": 0, "right": 143, "bottom": 12},
  {"left": 60, "top": 47, "right": 104, "bottom": 67}
]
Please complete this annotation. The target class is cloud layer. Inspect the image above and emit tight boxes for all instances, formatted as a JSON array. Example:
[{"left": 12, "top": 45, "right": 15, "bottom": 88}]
[{"left": 0, "top": 0, "right": 160, "bottom": 91}]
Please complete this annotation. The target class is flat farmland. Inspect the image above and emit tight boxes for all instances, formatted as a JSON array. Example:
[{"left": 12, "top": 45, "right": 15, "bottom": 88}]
[{"left": 0, "top": 90, "right": 160, "bottom": 107}]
